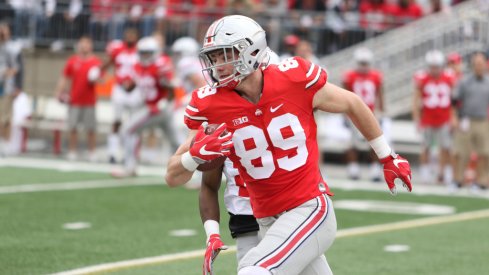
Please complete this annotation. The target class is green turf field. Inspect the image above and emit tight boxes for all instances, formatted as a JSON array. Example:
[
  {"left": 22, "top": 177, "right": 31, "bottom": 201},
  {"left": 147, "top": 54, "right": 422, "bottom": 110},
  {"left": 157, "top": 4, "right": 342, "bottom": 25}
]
[{"left": 1, "top": 164, "right": 489, "bottom": 275}]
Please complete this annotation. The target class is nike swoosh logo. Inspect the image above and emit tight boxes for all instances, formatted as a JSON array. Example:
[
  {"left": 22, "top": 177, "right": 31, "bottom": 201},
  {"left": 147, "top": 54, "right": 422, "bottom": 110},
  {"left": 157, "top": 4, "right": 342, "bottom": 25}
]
[
  {"left": 199, "top": 145, "right": 222, "bottom": 156},
  {"left": 393, "top": 159, "right": 408, "bottom": 168},
  {"left": 270, "top": 103, "right": 283, "bottom": 113}
]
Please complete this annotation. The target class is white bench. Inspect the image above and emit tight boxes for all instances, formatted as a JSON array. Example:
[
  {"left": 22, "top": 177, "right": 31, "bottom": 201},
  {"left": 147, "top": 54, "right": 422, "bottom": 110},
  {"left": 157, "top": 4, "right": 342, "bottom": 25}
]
[{"left": 22, "top": 96, "right": 114, "bottom": 154}]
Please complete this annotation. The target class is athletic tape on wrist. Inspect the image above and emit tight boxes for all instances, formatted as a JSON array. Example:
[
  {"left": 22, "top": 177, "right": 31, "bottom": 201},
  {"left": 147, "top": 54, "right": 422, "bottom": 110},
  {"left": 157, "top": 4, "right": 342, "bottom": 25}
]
[
  {"left": 181, "top": 151, "right": 199, "bottom": 171},
  {"left": 204, "top": 220, "right": 220, "bottom": 240},
  {"left": 369, "top": 135, "right": 392, "bottom": 159}
]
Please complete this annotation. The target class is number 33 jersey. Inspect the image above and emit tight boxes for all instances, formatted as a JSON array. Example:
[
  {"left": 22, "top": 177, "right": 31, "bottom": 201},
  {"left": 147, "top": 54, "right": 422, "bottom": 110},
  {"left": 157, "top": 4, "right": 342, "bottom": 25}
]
[{"left": 185, "top": 57, "right": 332, "bottom": 218}]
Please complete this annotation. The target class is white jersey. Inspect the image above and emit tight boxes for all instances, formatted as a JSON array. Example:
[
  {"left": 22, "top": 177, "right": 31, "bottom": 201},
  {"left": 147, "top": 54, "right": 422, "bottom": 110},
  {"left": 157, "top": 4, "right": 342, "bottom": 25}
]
[
  {"left": 223, "top": 159, "right": 253, "bottom": 215},
  {"left": 175, "top": 56, "right": 202, "bottom": 93}
]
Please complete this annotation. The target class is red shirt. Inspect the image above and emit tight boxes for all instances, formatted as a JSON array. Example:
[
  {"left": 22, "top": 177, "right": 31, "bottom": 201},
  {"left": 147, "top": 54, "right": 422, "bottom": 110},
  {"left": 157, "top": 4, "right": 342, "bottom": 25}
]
[
  {"left": 343, "top": 69, "right": 383, "bottom": 111},
  {"left": 359, "top": 1, "right": 396, "bottom": 31},
  {"left": 132, "top": 55, "right": 174, "bottom": 108},
  {"left": 63, "top": 55, "right": 102, "bottom": 106},
  {"left": 414, "top": 70, "right": 455, "bottom": 127},
  {"left": 390, "top": 3, "right": 423, "bottom": 26},
  {"left": 106, "top": 40, "right": 138, "bottom": 84},
  {"left": 185, "top": 57, "right": 332, "bottom": 218}
]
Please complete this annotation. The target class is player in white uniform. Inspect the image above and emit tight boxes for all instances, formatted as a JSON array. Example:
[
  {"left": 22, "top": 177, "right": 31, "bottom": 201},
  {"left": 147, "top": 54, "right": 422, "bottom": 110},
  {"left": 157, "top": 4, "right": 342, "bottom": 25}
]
[{"left": 103, "top": 28, "right": 144, "bottom": 163}]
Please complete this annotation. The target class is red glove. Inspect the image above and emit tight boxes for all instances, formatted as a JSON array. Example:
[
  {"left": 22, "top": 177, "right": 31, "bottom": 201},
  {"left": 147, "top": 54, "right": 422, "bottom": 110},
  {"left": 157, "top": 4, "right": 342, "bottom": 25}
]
[
  {"left": 380, "top": 153, "right": 412, "bottom": 195},
  {"left": 190, "top": 123, "right": 233, "bottom": 164},
  {"left": 203, "top": 234, "right": 228, "bottom": 275}
]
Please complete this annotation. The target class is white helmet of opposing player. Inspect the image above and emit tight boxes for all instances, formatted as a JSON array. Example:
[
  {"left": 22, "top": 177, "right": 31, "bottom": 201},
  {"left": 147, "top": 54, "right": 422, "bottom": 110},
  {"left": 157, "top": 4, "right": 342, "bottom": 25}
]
[
  {"left": 425, "top": 50, "right": 445, "bottom": 67},
  {"left": 137, "top": 37, "right": 160, "bottom": 66},
  {"left": 199, "top": 15, "right": 271, "bottom": 88},
  {"left": 354, "top": 47, "right": 374, "bottom": 64},
  {"left": 172, "top": 37, "right": 200, "bottom": 57}
]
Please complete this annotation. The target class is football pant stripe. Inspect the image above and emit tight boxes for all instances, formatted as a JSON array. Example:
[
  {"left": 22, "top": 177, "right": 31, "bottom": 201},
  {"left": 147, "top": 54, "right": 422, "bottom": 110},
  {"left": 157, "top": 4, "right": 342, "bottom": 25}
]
[{"left": 256, "top": 194, "right": 329, "bottom": 270}]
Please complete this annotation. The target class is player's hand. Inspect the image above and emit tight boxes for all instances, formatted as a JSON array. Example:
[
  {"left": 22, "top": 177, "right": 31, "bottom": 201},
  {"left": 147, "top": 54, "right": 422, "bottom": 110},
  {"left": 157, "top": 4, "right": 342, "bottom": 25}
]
[
  {"left": 203, "top": 234, "right": 228, "bottom": 275},
  {"left": 190, "top": 123, "right": 233, "bottom": 164},
  {"left": 380, "top": 153, "right": 412, "bottom": 195}
]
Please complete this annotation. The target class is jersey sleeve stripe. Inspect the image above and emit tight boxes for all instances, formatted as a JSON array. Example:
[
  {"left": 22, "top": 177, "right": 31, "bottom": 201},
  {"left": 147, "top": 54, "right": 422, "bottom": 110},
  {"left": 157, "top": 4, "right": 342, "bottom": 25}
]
[
  {"left": 186, "top": 105, "right": 199, "bottom": 113},
  {"left": 184, "top": 113, "right": 208, "bottom": 121},
  {"left": 305, "top": 68, "right": 323, "bottom": 89},
  {"left": 306, "top": 63, "right": 316, "bottom": 78}
]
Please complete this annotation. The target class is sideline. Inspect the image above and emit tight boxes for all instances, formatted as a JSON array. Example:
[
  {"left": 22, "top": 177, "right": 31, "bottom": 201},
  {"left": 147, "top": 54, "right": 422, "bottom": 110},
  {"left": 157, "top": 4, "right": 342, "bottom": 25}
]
[
  {"left": 51, "top": 208, "right": 489, "bottom": 275},
  {"left": 0, "top": 178, "right": 163, "bottom": 195}
]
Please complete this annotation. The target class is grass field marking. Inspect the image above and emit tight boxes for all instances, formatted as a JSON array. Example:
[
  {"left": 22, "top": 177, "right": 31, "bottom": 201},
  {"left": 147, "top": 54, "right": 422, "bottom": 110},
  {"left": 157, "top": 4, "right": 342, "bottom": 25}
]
[
  {"left": 51, "top": 208, "right": 489, "bottom": 275},
  {"left": 336, "top": 208, "right": 489, "bottom": 238},
  {"left": 51, "top": 246, "right": 238, "bottom": 275},
  {"left": 0, "top": 178, "right": 163, "bottom": 195}
]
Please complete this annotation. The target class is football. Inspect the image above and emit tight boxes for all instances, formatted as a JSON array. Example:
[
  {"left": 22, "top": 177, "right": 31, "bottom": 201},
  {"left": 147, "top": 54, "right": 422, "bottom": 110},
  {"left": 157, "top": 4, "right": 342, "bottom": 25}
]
[{"left": 192, "top": 123, "right": 228, "bottom": 171}]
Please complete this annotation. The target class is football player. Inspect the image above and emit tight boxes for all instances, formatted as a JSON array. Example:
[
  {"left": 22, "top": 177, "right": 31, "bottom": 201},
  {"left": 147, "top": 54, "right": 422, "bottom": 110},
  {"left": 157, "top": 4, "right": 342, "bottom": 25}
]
[
  {"left": 112, "top": 37, "right": 180, "bottom": 177},
  {"left": 342, "top": 47, "right": 386, "bottom": 181},
  {"left": 200, "top": 159, "right": 260, "bottom": 274},
  {"left": 102, "top": 27, "right": 145, "bottom": 164},
  {"left": 412, "top": 50, "right": 455, "bottom": 185},
  {"left": 166, "top": 15, "right": 412, "bottom": 275}
]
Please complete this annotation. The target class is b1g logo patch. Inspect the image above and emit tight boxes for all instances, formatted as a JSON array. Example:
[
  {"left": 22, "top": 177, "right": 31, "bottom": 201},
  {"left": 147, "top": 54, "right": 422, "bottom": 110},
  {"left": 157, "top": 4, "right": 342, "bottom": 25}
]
[{"left": 233, "top": 116, "right": 249, "bottom": 126}]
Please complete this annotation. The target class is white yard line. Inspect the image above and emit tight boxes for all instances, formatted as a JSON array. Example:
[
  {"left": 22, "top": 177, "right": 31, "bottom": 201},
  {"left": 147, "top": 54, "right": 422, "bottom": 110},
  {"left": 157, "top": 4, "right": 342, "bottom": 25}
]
[
  {"left": 0, "top": 178, "right": 163, "bottom": 195},
  {"left": 2, "top": 156, "right": 489, "bottom": 199},
  {"left": 51, "top": 208, "right": 489, "bottom": 275}
]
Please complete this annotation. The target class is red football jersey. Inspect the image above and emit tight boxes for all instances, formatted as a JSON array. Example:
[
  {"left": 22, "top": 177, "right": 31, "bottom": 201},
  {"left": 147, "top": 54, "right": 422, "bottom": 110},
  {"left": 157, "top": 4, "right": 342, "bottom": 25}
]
[
  {"left": 106, "top": 40, "right": 138, "bottom": 84},
  {"left": 342, "top": 69, "right": 383, "bottom": 111},
  {"left": 414, "top": 70, "right": 455, "bottom": 127},
  {"left": 63, "top": 55, "right": 102, "bottom": 106},
  {"left": 185, "top": 57, "right": 332, "bottom": 218},
  {"left": 132, "top": 55, "right": 174, "bottom": 107}
]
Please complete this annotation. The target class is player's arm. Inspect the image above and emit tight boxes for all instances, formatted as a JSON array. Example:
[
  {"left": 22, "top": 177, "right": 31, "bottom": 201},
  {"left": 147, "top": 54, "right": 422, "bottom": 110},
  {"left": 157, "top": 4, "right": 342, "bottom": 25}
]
[
  {"left": 377, "top": 85, "right": 385, "bottom": 114},
  {"left": 165, "top": 130, "right": 197, "bottom": 187},
  {"left": 165, "top": 123, "right": 233, "bottom": 187},
  {"left": 412, "top": 87, "right": 422, "bottom": 126},
  {"left": 313, "top": 82, "right": 412, "bottom": 194},
  {"left": 199, "top": 165, "right": 228, "bottom": 275},
  {"left": 54, "top": 75, "right": 70, "bottom": 103}
]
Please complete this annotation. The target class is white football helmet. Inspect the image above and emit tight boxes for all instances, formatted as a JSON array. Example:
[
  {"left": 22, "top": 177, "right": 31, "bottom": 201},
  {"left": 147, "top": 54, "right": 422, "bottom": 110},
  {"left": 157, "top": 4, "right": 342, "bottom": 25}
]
[
  {"left": 354, "top": 47, "right": 374, "bottom": 64},
  {"left": 137, "top": 37, "right": 160, "bottom": 66},
  {"left": 425, "top": 50, "right": 445, "bottom": 67},
  {"left": 199, "top": 15, "right": 270, "bottom": 88},
  {"left": 172, "top": 37, "right": 199, "bottom": 57}
]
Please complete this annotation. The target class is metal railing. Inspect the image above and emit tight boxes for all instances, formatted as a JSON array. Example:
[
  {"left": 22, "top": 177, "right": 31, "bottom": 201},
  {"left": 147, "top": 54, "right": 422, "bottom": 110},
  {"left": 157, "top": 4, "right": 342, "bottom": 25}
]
[
  {"left": 320, "top": 0, "right": 489, "bottom": 117},
  {"left": 1, "top": 1, "right": 427, "bottom": 55}
]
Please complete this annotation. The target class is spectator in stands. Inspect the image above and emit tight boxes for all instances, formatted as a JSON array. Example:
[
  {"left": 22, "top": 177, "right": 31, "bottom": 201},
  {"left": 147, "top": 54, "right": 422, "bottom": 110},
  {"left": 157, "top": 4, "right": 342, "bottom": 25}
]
[
  {"left": 294, "top": 40, "right": 320, "bottom": 64},
  {"left": 390, "top": 0, "right": 423, "bottom": 26},
  {"left": 359, "top": 0, "right": 396, "bottom": 32},
  {"left": 452, "top": 52, "right": 489, "bottom": 190},
  {"left": 279, "top": 34, "right": 300, "bottom": 61},
  {"left": 54, "top": 36, "right": 102, "bottom": 161},
  {"left": 412, "top": 50, "right": 455, "bottom": 185},
  {"left": 8, "top": 0, "right": 56, "bottom": 39},
  {"left": 342, "top": 48, "right": 385, "bottom": 181},
  {"left": 0, "top": 22, "right": 19, "bottom": 153},
  {"left": 90, "top": 0, "right": 118, "bottom": 41},
  {"left": 49, "top": 0, "right": 90, "bottom": 45}
]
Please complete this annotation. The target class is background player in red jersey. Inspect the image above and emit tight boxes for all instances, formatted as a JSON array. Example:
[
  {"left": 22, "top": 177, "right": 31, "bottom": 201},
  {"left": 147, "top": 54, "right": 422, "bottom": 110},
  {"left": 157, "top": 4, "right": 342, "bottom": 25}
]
[
  {"left": 165, "top": 15, "right": 412, "bottom": 275},
  {"left": 102, "top": 27, "right": 144, "bottom": 164},
  {"left": 342, "top": 47, "right": 386, "bottom": 181},
  {"left": 54, "top": 36, "right": 102, "bottom": 162},
  {"left": 112, "top": 36, "right": 180, "bottom": 177},
  {"left": 412, "top": 50, "right": 455, "bottom": 185}
]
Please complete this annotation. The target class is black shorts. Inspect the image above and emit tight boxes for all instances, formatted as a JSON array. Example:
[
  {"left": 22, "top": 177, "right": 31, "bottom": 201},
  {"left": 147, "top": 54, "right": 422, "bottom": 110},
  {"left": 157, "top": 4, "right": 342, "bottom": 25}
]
[{"left": 228, "top": 213, "right": 259, "bottom": 239}]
